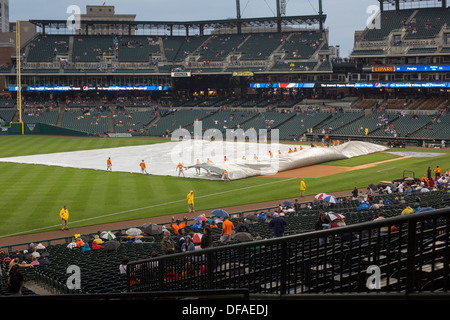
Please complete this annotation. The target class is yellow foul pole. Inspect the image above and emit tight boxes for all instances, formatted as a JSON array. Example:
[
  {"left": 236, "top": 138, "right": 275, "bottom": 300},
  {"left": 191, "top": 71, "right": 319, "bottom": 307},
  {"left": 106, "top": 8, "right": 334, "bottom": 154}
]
[{"left": 16, "top": 21, "right": 23, "bottom": 134}]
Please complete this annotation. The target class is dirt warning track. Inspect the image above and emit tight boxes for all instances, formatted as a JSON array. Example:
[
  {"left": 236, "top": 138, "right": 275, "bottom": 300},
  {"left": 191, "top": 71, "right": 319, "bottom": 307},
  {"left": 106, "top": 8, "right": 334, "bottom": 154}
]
[{"left": 263, "top": 157, "right": 408, "bottom": 179}]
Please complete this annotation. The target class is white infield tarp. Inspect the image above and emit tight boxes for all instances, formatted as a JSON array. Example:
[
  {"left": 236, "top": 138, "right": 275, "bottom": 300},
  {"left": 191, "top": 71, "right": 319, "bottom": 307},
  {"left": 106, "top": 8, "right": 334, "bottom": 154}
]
[{"left": 0, "top": 140, "right": 388, "bottom": 180}]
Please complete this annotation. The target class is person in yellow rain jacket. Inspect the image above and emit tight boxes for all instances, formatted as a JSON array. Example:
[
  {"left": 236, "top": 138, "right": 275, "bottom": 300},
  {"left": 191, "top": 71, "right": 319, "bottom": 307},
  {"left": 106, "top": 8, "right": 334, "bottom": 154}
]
[
  {"left": 300, "top": 178, "right": 306, "bottom": 197},
  {"left": 60, "top": 205, "right": 69, "bottom": 231},
  {"left": 187, "top": 190, "right": 195, "bottom": 213}
]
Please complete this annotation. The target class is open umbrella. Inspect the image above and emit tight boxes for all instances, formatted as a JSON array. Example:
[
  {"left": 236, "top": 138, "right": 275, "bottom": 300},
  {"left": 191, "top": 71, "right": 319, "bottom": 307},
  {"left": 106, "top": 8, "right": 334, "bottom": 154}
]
[
  {"left": 246, "top": 214, "right": 258, "bottom": 221},
  {"left": 283, "top": 200, "right": 294, "bottom": 207},
  {"left": 416, "top": 207, "right": 435, "bottom": 213},
  {"left": 323, "top": 195, "right": 338, "bottom": 204},
  {"left": 369, "top": 184, "right": 377, "bottom": 191},
  {"left": 126, "top": 227, "right": 142, "bottom": 236},
  {"left": 103, "top": 240, "right": 120, "bottom": 251},
  {"left": 211, "top": 209, "right": 229, "bottom": 218},
  {"left": 326, "top": 212, "right": 338, "bottom": 221},
  {"left": 99, "top": 231, "right": 116, "bottom": 240},
  {"left": 315, "top": 193, "right": 328, "bottom": 200},
  {"left": 141, "top": 223, "right": 162, "bottom": 235},
  {"left": 232, "top": 232, "right": 254, "bottom": 242},
  {"left": 195, "top": 215, "right": 208, "bottom": 222},
  {"left": 192, "top": 233, "right": 203, "bottom": 244}
]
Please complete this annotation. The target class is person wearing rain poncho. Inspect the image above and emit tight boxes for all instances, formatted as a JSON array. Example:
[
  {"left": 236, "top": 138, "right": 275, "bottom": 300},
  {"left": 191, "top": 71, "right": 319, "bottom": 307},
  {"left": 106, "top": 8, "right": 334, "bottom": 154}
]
[
  {"left": 186, "top": 190, "right": 195, "bottom": 213},
  {"left": 81, "top": 243, "right": 91, "bottom": 253}
]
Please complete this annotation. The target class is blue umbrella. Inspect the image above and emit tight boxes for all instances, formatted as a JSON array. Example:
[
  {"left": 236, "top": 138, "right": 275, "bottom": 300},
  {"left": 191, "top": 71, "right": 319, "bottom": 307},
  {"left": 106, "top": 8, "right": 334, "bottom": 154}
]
[
  {"left": 283, "top": 200, "right": 294, "bottom": 207},
  {"left": 416, "top": 207, "right": 435, "bottom": 213},
  {"left": 211, "top": 209, "right": 229, "bottom": 218}
]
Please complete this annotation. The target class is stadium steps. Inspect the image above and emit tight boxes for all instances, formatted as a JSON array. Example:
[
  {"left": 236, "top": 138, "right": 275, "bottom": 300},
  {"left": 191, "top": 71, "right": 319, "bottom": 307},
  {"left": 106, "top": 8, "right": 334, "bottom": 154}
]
[
  {"left": 11, "top": 110, "right": 19, "bottom": 122},
  {"left": 68, "top": 36, "right": 74, "bottom": 62},
  {"left": 107, "top": 111, "right": 114, "bottom": 133},
  {"left": 56, "top": 106, "right": 64, "bottom": 126},
  {"left": 24, "top": 280, "right": 56, "bottom": 295},
  {"left": 144, "top": 111, "right": 161, "bottom": 129},
  {"left": 327, "top": 113, "right": 366, "bottom": 134}
]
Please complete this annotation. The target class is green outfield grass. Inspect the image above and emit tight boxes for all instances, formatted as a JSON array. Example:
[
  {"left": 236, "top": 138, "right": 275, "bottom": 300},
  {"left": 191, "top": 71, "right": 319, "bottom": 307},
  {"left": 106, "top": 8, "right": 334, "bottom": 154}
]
[{"left": 0, "top": 136, "right": 449, "bottom": 238}]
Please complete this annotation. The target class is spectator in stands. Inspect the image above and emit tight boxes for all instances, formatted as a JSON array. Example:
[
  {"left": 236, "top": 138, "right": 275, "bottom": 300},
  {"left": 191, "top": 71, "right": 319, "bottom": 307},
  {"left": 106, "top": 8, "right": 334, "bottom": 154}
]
[
  {"left": 81, "top": 242, "right": 91, "bottom": 253},
  {"left": 175, "top": 228, "right": 186, "bottom": 253},
  {"left": 352, "top": 187, "right": 359, "bottom": 199},
  {"left": 161, "top": 230, "right": 176, "bottom": 255},
  {"left": 401, "top": 205, "right": 414, "bottom": 216},
  {"left": 435, "top": 166, "right": 441, "bottom": 180},
  {"left": 165, "top": 266, "right": 178, "bottom": 282},
  {"left": 67, "top": 238, "right": 77, "bottom": 249},
  {"left": 133, "top": 235, "right": 143, "bottom": 244},
  {"left": 30, "top": 256, "right": 39, "bottom": 266},
  {"left": 235, "top": 218, "right": 249, "bottom": 233},
  {"left": 171, "top": 216, "right": 187, "bottom": 235},
  {"left": 374, "top": 212, "right": 388, "bottom": 235},
  {"left": 294, "top": 199, "right": 301, "bottom": 212},
  {"left": 268, "top": 213, "right": 287, "bottom": 238},
  {"left": 181, "top": 235, "right": 195, "bottom": 252},
  {"left": 220, "top": 216, "right": 234, "bottom": 243},
  {"left": 200, "top": 227, "right": 213, "bottom": 249},
  {"left": 315, "top": 211, "right": 331, "bottom": 231},
  {"left": 91, "top": 241, "right": 103, "bottom": 250},
  {"left": 181, "top": 260, "right": 197, "bottom": 278},
  {"left": 119, "top": 257, "right": 129, "bottom": 274},
  {"left": 12, "top": 250, "right": 24, "bottom": 263},
  {"left": 7, "top": 265, "right": 24, "bottom": 295}
]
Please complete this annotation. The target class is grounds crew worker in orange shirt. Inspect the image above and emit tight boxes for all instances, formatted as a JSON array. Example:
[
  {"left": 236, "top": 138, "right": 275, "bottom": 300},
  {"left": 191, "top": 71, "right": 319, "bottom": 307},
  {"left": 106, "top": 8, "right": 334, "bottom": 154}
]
[
  {"left": 186, "top": 190, "right": 195, "bottom": 213},
  {"left": 60, "top": 205, "right": 69, "bottom": 231},
  {"left": 107, "top": 157, "right": 112, "bottom": 171},
  {"left": 140, "top": 160, "right": 148, "bottom": 174}
]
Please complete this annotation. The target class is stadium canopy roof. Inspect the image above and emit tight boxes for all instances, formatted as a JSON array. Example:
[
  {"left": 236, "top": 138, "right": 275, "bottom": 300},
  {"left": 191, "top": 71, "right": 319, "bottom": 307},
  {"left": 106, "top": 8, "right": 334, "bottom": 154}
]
[
  {"left": 29, "top": 14, "right": 327, "bottom": 36},
  {"left": 378, "top": 0, "right": 447, "bottom": 11}
]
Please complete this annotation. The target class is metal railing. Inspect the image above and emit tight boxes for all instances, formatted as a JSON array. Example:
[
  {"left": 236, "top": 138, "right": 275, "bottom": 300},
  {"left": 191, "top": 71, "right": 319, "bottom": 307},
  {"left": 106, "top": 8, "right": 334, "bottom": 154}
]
[{"left": 127, "top": 207, "right": 450, "bottom": 296}]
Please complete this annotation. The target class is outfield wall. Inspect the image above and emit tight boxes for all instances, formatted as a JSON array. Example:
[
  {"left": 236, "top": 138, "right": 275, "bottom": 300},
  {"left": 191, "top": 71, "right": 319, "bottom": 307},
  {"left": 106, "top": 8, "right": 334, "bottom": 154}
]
[{"left": 0, "top": 123, "right": 89, "bottom": 136}]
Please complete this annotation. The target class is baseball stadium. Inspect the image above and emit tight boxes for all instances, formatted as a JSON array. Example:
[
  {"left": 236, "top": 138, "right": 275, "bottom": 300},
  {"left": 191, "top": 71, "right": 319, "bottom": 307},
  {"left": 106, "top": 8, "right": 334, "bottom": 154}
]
[{"left": 0, "top": 0, "right": 449, "bottom": 303}]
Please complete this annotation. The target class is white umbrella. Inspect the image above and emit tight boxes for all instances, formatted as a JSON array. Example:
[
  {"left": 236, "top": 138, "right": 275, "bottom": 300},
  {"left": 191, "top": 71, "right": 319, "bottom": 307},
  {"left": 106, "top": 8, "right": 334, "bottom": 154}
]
[
  {"left": 126, "top": 227, "right": 142, "bottom": 236},
  {"left": 315, "top": 193, "right": 328, "bottom": 200}
]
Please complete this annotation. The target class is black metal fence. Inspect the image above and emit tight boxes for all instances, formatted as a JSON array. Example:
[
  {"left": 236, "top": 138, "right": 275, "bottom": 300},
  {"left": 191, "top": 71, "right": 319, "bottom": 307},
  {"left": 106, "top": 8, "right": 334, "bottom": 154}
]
[{"left": 127, "top": 207, "right": 450, "bottom": 296}]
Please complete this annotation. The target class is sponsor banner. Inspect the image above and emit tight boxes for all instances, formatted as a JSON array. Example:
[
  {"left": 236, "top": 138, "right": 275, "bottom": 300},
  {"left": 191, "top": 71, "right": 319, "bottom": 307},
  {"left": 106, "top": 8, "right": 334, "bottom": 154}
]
[
  {"left": 372, "top": 66, "right": 395, "bottom": 72},
  {"left": 171, "top": 71, "right": 191, "bottom": 77},
  {"left": 272, "top": 83, "right": 316, "bottom": 88},
  {"left": 250, "top": 83, "right": 270, "bottom": 88},
  {"left": 9, "top": 86, "right": 169, "bottom": 92},
  {"left": 395, "top": 65, "right": 450, "bottom": 72},
  {"left": 232, "top": 71, "right": 254, "bottom": 77}
]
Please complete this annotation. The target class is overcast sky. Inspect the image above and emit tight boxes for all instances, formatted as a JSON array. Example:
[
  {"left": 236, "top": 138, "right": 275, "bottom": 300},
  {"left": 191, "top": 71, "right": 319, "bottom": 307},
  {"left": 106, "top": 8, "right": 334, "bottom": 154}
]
[{"left": 10, "top": 0, "right": 381, "bottom": 57}]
